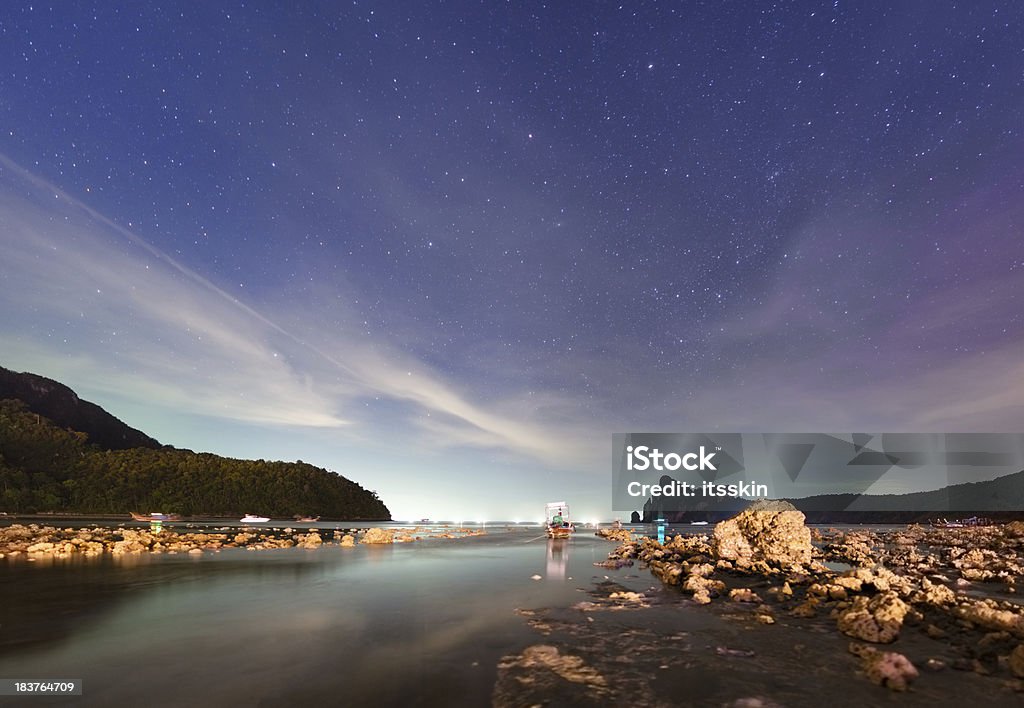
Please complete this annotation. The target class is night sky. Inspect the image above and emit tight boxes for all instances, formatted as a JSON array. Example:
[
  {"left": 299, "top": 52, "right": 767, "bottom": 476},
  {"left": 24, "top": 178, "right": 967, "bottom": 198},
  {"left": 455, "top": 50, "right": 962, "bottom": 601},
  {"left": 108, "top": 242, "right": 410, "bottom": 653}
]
[{"left": 2, "top": 2, "right": 1022, "bottom": 521}]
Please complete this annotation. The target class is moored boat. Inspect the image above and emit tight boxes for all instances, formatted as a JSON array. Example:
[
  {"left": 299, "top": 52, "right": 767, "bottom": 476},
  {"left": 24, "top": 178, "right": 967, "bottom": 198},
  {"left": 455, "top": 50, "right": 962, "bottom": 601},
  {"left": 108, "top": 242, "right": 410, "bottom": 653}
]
[
  {"left": 130, "top": 512, "right": 181, "bottom": 522},
  {"left": 931, "top": 516, "right": 996, "bottom": 528},
  {"left": 240, "top": 514, "right": 270, "bottom": 523},
  {"left": 545, "top": 501, "right": 574, "bottom": 539},
  {"left": 293, "top": 515, "right": 320, "bottom": 522}
]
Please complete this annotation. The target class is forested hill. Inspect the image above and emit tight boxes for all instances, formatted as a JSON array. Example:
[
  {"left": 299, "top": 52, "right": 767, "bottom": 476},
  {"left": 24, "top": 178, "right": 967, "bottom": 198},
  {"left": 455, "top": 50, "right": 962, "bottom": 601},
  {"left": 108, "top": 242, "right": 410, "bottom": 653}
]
[
  {"left": 0, "top": 366, "right": 161, "bottom": 451},
  {"left": 0, "top": 399, "right": 391, "bottom": 519}
]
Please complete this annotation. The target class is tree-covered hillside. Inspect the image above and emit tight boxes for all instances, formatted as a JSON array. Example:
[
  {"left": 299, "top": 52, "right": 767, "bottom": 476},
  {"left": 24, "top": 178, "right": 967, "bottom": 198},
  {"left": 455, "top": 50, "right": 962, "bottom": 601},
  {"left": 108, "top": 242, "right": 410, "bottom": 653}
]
[{"left": 0, "top": 399, "right": 390, "bottom": 519}]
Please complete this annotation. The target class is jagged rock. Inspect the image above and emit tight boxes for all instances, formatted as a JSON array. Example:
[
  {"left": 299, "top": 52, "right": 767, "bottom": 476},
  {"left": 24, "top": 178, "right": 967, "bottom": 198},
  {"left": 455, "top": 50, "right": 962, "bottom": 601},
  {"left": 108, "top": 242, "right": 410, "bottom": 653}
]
[
  {"left": 360, "top": 528, "right": 395, "bottom": 544},
  {"left": 297, "top": 532, "right": 323, "bottom": 548},
  {"left": 955, "top": 600, "right": 1024, "bottom": 638},
  {"left": 913, "top": 578, "right": 956, "bottom": 606},
  {"left": 665, "top": 533, "right": 712, "bottom": 557},
  {"left": 837, "top": 592, "right": 909, "bottom": 643},
  {"left": 692, "top": 588, "right": 712, "bottom": 604},
  {"left": 790, "top": 600, "right": 819, "bottom": 618},
  {"left": 712, "top": 500, "right": 812, "bottom": 571},
  {"left": 832, "top": 576, "right": 863, "bottom": 593},
  {"left": 112, "top": 529, "right": 155, "bottom": 554},
  {"left": 339, "top": 534, "right": 356, "bottom": 547},
  {"left": 849, "top": 643, "right": 918, "bottom": 691},
  {"left": 807, "top": 583, "right": 847, "bottom": 601},
  {"left": 729, "top": 588, "right": 762, "bottom": 603},
  {"left": 595, "top": 528, "right": 633, "bottom": 542},
  {"left": 841, "top": 567, "right": 912, "bottom": 596}
]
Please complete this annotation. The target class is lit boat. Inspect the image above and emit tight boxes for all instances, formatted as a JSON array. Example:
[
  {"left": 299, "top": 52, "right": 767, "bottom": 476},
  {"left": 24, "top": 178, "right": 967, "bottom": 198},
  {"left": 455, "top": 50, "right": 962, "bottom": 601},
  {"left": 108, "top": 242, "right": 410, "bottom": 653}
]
[
  {"left": 545, "top": 501, "right": 574, "bottom": 539},
  {"left": 931, "top": 516, "right": 995, "bottom": 528},
  {"left": 240, "top": 514, "right": 270, "bottom": 523},
  {"left": 130, "top": 512, "right": 181, "bottom": 522}
]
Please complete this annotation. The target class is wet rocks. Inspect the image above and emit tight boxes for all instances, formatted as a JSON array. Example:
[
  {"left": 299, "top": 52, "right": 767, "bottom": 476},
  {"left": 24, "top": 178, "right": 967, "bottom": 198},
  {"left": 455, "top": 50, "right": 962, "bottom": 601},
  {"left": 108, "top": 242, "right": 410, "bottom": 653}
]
[
  {"left": 837, "top": 592, "right": 910, "bottom": 643},
  {"left": 712, "top": 500, "right": 813, "bottom": 571},
  {"left": 2, "top": 521, "right": 486, "bottom": 560},
  {"left": 360, "top": 528, "right": 394, "bottom": 544},
  {"left": 728, "top": 588, "right": 762, "bottom": 603},
  {"left": 493, "top": 644, "right": 608, "bottom": 707},
  {"left": 604, "top": 513, "right": 1024, "bottom": 693},
  {"left": 954, "top": 599, "right": 1024, "bottom": 638},
  {"left": 297, "top": 532, "right": 323, "bottom": 548},
  {"left": 912, "top": 577, "right": 956, "bottom": 606},
  {"left": 849, "top": 643, "right": 918, "bottom": 691},
  {"left": 595, "top": 527, "right": 633, "bottom": 542}
]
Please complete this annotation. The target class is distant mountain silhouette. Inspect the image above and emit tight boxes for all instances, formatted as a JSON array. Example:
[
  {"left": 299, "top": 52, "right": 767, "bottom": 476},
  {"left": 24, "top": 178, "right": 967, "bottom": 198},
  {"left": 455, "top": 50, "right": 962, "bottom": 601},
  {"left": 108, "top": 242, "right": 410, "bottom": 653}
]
[
  {"left": 0, "top": 366, "right": 161, "bottom": 450},
  {"left": 641, "top": 469, "right": 1024, "bottom": 524}
]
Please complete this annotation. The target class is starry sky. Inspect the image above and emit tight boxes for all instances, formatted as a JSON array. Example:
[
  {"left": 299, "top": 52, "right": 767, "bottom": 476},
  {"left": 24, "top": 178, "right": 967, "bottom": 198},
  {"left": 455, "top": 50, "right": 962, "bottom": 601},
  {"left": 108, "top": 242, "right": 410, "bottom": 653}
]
[{"left": 1, "top": 2, "right": 1023, "bottom": 522}]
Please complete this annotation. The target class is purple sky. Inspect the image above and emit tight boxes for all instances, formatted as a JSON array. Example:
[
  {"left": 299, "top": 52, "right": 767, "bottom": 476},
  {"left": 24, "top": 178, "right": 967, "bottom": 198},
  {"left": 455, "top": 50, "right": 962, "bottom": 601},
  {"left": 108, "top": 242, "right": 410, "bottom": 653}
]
[{"left": 1, "top": 2, "right": 1022, "bottom": 520}]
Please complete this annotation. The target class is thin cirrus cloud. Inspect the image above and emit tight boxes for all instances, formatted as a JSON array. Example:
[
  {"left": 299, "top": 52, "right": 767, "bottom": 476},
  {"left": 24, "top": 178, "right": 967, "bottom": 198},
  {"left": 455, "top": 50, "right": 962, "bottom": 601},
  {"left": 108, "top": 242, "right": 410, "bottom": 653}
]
[{"left": 0, "top": 153, "right": 589, "bottom": 465}]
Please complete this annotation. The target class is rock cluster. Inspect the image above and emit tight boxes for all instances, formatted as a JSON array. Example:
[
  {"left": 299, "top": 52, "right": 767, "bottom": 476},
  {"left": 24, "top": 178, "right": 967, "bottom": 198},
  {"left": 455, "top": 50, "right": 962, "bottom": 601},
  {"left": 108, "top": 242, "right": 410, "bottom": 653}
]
[
  {"left": 606, "top": 505, "right": 1024, "bottom": 693},
  {"left": 0, "top": 522, "right": 486, "bottom": 558},
  {"left": 712, "top": 500, "right": 813, "bottom": 571},
  {"left": 595, "top": 527, "right": 633, "bottom": 542},
  {"left": 836, "top": 592, "right": 909, "bottom": 643}
]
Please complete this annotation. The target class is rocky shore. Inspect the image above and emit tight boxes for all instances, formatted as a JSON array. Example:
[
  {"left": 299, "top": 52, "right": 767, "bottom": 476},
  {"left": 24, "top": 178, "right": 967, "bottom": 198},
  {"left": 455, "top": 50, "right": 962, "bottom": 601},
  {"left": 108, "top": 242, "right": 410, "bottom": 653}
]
[
  {"left": 0, "top": 523, "right": 486, "bottom": 558},
  {"left": 595, "top": 501, "right": 1024, "bottom": 694}
]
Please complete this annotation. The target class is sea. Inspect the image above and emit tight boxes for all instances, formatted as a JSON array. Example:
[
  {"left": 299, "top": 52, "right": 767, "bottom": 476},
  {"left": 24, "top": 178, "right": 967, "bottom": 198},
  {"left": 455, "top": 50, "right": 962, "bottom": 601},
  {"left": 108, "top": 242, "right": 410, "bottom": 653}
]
[{"left": 0, "top": 521, "right": 1007, "bottom": 707}]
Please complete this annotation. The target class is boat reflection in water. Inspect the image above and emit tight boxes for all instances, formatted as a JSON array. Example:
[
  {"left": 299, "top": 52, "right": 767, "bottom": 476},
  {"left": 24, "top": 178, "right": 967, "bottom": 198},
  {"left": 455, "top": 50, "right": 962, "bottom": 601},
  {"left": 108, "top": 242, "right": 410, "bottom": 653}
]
[{"left": 545, "top": 538, "right": 568, "bottom": 580}]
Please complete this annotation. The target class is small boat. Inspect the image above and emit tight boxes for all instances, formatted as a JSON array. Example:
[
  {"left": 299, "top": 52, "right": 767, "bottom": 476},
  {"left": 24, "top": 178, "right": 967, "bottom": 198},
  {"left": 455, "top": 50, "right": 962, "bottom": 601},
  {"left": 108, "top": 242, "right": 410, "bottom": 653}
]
[
  {"left": 240, "top": 514, "right": 270, "bottom": 523},
  {"left": 544, "top": 501, "right": 574, "bottom": 539},
  {"left": 130, "top": 512, "right": 181, "bottom": 522},
  {"left": 293, "top": 515, "right": 320, "bottom": 522},
  {"left": 931, "top": 516, "right": 995, "bottom": 528},
  {"left": 690, "top": 521, "right": 709, "bottom": 526}
]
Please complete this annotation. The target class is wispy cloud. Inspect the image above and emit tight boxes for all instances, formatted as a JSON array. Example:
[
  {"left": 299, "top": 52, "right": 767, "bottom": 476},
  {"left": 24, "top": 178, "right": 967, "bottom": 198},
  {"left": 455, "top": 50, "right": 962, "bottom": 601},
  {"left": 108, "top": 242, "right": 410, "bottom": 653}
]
[{"left": 0, "top": 153, "right": 592, "bottom": 465}]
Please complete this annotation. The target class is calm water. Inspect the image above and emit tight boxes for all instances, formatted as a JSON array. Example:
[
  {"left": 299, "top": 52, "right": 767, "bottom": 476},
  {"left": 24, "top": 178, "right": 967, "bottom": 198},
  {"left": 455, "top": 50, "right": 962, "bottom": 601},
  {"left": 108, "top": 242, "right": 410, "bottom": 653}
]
[
  {"left": 2, "top": 524, "right": 1007, "bottom": 707},
  {"left": 0, "top": 529, "right": 630, "bottom": 707}
]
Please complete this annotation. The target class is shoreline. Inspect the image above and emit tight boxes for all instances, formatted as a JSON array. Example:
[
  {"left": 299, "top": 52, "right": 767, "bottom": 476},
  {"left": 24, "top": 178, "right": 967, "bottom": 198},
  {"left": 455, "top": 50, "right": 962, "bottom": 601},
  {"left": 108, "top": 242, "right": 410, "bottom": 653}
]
[
  {"left": 0, "top": 522, "right": 487, "bottom": 558},
  {"left": 556, "top": 506, "right": 1024, "bottom": 699}
]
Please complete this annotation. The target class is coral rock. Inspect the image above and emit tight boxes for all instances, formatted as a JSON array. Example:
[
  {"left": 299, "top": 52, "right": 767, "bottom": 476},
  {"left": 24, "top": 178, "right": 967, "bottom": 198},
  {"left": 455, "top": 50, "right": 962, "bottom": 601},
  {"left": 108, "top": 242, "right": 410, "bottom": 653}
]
[
  {"left": 712, "top": 500, "right": 812, "bottom": 571},
  {"left": 849, "top": 643, "right": 918, "bottom": 691},
  {"left": 837, "top": 592, "right": 909, "bottom": 643}
]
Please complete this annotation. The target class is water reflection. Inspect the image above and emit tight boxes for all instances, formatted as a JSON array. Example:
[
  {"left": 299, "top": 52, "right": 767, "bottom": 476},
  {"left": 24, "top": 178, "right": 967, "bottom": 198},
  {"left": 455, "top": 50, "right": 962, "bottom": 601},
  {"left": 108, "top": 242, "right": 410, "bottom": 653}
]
[
  {"left": 545, "top": 538, "right": 568, "bottom": 580},
  {"left": 1, "top": 532, "right": 630, "bottom": 706}
]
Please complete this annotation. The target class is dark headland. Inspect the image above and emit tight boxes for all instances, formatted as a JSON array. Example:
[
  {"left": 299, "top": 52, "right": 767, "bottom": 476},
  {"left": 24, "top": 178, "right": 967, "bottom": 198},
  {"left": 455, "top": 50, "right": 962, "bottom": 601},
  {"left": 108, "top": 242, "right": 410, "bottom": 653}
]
[{"left": 0, "top": 365, "right": 389, "bottom": 520}]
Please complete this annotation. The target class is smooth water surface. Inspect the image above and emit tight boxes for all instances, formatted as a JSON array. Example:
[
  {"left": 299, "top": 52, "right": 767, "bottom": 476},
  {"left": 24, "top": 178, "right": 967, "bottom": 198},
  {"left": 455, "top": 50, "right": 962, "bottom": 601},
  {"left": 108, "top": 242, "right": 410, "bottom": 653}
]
[{"left": 0, "top": 530, "right": 626, "bottom": 707}]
